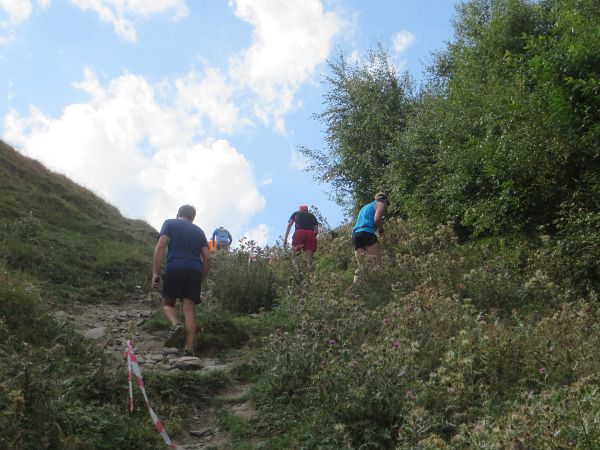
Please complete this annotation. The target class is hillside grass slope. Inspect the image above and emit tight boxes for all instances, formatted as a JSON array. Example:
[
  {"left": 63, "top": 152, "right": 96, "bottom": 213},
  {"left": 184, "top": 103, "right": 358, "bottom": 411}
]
[
  {"left": 0, "top": 141, "right": 172, "bottom": 449},
  {"left": 0, "top": 140, "right": 156, "bottom": 303}
]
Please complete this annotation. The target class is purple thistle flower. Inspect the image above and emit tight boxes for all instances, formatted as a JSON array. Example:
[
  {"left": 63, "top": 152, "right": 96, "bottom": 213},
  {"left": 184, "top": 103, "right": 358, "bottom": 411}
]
[{"left": 328, "top": 339, "right": 336, "bottom": 345}]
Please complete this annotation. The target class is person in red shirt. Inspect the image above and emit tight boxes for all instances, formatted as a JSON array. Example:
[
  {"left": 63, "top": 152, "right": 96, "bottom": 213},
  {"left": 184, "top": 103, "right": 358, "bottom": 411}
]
[{"left": 283, "top": 205, "right": 319, "bottom": 257}]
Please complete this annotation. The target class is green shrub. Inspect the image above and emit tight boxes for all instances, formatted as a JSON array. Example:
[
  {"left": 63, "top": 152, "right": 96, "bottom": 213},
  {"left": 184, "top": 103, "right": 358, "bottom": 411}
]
[{"left": 207, "top": 240, "right": 277, "bottom": 313}]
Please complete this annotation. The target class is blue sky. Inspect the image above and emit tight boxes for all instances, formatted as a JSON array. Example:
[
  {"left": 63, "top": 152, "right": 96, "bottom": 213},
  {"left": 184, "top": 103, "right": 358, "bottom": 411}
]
[{"left": 1, "top": 0, "right": 459, "bottom": 245}]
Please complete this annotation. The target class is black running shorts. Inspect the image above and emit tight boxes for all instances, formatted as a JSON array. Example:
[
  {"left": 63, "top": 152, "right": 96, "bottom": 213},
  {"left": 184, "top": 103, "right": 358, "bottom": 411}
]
[
  {"left": 352, "top": 231, "right": 378, "bottom": 250},
  {"left": 162, "top": 270, "right": 203, "bottom": 304}
]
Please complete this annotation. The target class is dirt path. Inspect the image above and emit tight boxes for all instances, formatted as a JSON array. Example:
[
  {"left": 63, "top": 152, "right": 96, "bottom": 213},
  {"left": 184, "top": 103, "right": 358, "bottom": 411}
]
[{"left": 53, "top": 294, "right": 256, "bottom": 449}]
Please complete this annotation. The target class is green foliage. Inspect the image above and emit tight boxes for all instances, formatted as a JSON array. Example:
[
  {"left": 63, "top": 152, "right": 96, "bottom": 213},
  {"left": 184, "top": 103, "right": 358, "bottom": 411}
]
[
  {"left": 206, "top": 240, "right": 277, "bottom": 314},
  {"left": 240, "top": 219, "right": 600, "bottom": 448},
  {"left": 304, "top": 0, "right": 600, "bottom": 238},
  {"left": 0, "top": 274, "right": 162, "bottom": 449},
  {"left": 0, "top": 141, "right": 156, "bottom": 303},
  {"left": 300, "top": 44, "right": 414, "bottom": 210}
]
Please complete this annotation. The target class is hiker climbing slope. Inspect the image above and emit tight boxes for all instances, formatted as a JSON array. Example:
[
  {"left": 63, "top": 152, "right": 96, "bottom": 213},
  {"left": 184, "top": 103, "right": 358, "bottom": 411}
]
[
  {"left": 152, "top": 204, "right": 211, "bottom": 355},
  {"left": 284, "top": 205, "right": 319, "bottom": 258},
  {"left": 211, "top": 226, "right": 233, "bottom": 251},
  {"left": 352, "top": 192, "right": 388, "bottom": 282}
]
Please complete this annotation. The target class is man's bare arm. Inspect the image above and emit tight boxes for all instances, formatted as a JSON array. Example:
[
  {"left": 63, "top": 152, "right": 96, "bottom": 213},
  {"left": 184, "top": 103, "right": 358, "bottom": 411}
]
[
  {"left": 374, "top": 202, "right": 386, "bottom": 236},
  {"left": 152, "top": 234, "right": 169, "bottom": 288}
]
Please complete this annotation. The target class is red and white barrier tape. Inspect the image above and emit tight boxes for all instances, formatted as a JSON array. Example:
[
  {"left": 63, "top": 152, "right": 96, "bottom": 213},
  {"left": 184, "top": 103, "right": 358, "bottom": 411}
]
[{"left": 126, "top": 340, "right": 177, "bottom": 448}]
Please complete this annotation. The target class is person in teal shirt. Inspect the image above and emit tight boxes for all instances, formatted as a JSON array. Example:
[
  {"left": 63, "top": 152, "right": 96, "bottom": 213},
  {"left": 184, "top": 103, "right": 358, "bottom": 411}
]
[{"left": 352, "top": 192, "right": 388, "bottom": 282}]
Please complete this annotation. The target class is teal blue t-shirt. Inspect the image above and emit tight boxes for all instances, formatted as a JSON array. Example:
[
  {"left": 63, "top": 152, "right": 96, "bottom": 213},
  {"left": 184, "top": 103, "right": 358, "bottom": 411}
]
[
  {"left": 159, "top": 219, "right": 208, "bottom": 273},
  {"left": 352, "top": 201, "right": 377, "bottom": 235}
]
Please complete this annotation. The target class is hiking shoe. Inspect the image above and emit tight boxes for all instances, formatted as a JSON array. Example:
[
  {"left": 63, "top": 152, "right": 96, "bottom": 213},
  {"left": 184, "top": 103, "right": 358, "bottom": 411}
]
[
  {"left": 183, "top": 349, "right": 195, "bottom": 357},
  {"left": 164, "top": 323, "right": 184, "bottom": 347}
]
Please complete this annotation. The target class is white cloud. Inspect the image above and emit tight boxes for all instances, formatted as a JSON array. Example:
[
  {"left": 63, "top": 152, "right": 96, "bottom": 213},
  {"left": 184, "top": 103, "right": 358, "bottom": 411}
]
[
  {"left": 0, "top": 0, "right": 32, "bottom": 25},
  {"left": 242, "top": 223, "right": 269, "bottom": 247},
  {"left": 175, "top": 68, "right": 244, "bottom": 135},
  {"left": 392, "top": 30, "right": 415, "bottom": 55},
  {"left": 228, "top": 0, "right": 342, "bottom": 132},
  {"left": 3, "top": 69, "right": 265, "bottom": 231},
  {"left": 69, "top": 0, "right": 188, "bottom": 42},
  {"left": 0, "top": 0, "right": 33, "bottom": 43}
]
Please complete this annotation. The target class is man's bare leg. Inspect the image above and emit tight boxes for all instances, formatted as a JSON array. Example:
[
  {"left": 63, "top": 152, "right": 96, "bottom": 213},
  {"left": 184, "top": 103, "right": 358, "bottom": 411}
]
[
  {"left": 182, "top": 299, "right": 198, "bottom": 352},
  {"left": 354, "top": 242, "right": 381, "bottom": 283},
  {"left": 354, "top": 248, "right": 366, "bottom": 283},
  {"left": 365, "top": 242, "right": 381, "bottom": 260},
  {"left": 161, "top": 298, "right": 179, "bottom": 325}
]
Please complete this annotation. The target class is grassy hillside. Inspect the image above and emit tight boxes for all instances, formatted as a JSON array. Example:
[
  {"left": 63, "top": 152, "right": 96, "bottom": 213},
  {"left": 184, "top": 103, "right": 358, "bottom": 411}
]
[
  {"left": 213, "top": 222, "right": 600, "bottom": 449},
  {"left": 0, "top": 141, "right": 181, "bottom": 449},
  {"left": 0, "top": 140, "right": 156, "bottom": 303}
]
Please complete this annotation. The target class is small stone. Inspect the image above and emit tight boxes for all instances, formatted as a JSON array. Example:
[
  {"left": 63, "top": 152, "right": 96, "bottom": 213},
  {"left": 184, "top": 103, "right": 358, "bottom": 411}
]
[
  {"left": 84, "top": 326, "right": 108, "bottom": 341},
  {"left": 163, "top": 347, "right": 179, "bottom": 355},
  {"left": 54, "top": 311, "right": 68, "bottom": 320},
  {"left": 136, "top": 318, "right": 146, "bottom": 326},
  {"left": 189, "top": 428, "right": 214, "bottom": 439},
  {"left": 175, "top": 357, "right": 203, "bottom": 371}
]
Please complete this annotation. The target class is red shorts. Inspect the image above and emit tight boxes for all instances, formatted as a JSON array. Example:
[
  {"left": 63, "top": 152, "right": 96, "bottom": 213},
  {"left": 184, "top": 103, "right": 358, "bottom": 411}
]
[{"left": 292, "top": 229, "right": 317, "bottom": 252}]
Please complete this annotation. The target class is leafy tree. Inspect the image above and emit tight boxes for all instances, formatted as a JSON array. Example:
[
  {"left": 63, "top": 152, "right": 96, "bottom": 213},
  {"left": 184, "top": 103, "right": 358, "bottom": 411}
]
[
  {"left": 399, "top": 0, "right": 600, "bottom": 235},
  {"left": 300, "top": 44, "right": 414, "bottom": 212}
]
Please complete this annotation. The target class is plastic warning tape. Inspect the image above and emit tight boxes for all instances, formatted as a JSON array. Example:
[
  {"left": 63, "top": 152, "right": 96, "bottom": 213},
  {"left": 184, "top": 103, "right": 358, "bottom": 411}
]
[{"left": 126, "top": 340, "right": 177, "bottom": 448}]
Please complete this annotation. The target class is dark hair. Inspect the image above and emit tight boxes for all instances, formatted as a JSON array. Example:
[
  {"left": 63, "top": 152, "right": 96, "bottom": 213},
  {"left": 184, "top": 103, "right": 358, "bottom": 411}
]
[{"left": 177, "top": 204, "right": 196, "bottom": 221}]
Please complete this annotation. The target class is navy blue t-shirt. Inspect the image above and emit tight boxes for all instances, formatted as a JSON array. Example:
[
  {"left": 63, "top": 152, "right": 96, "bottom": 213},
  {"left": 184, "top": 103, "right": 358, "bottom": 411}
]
[{"left": 159, "top": 219, "right": 208, "bottom": 273}]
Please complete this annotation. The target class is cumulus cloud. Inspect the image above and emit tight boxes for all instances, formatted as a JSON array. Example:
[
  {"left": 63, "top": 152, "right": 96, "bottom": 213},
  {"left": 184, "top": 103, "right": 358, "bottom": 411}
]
[
  {"left": 0, "top": 0, "right": 48, "bottom": 43},
  {"left": 175, "top": 68, "right": 244, "bottom": 135},
  {"left": 3, "top": 69, "right": 265, "bottom": 231},
  {"left": 242, "top": 223, "right": 269, "bottom": 247},
  {"left": 228, "top": 0, "right": 341, "bottom": 133},
  {"left": 392, "top": 30, "right": 415, "bottom": 55},
  {"left": 0, "top": 0, "right": 32, "bottom": 25},
  {"left": 69, "top": 0, "right": 188, "bottom": 42}
]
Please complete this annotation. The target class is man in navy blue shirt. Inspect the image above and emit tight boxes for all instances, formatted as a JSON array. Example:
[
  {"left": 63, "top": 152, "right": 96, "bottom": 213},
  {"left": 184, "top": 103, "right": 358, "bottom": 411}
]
[{"left": 152, "top": 205, "right": 210, "bottom": 355}]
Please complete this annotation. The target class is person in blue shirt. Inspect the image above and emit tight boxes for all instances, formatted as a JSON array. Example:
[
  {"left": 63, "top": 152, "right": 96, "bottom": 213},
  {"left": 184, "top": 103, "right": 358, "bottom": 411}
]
[
  {"left": 211, "top": 226, "right": 233, "bottom": 251},
  {"left": 152, "top": 205, "right": 211, "bottom": 355},
  {"left": 352, "top": 192, "right": 388, "bottom": 282}
]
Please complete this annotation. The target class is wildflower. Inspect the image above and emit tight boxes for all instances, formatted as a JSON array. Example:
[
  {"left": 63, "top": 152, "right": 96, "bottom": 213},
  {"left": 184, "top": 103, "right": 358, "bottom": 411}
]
[
  {"left": 539, "top": 367, "right": 546, "bottom": 375},
  {"left": 392, "top": 339, "right": 400, "bottom": 348},
  {"left": 320, "top": 359, "right": 326, "bottom": 366},
  {"left": 328, "top": 339, "right": 336, "bottom": 345},
  {"left": 383, "top": 317, "right": 389, "bottom": 326}
]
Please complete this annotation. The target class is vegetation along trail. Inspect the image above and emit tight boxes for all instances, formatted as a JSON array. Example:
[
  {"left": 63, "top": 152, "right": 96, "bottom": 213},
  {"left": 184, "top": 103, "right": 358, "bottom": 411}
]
[
  {"left": 57, "top": 293, "right": 257, "bottom": 449},
  {"left": 3, "top": 0, "right": 600, "bottom": 447}
]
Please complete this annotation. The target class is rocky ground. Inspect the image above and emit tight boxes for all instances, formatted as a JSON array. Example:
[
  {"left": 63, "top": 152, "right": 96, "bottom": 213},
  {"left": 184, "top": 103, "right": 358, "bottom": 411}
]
[{"left": 53, "top": 293, "right": 256, "bottom": 449}]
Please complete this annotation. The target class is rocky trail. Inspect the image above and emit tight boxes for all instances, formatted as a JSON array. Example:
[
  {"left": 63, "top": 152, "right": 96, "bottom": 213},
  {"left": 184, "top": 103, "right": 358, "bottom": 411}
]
[{"left": 53, "top": 294, "right": 257, "bottom": 449}]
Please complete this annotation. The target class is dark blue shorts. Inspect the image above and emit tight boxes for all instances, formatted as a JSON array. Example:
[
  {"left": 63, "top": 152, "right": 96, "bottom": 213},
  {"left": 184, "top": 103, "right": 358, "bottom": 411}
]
[
  {"left": 162, "top": 270, "right": 203, "bottom": 304},
  {"left": 352, "top": 231, "right": 378, "bottom": 250}
]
